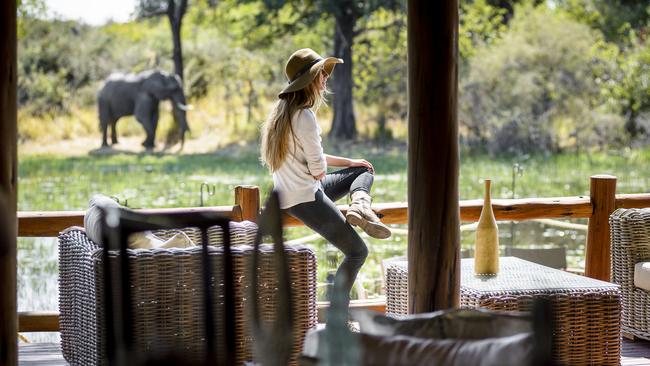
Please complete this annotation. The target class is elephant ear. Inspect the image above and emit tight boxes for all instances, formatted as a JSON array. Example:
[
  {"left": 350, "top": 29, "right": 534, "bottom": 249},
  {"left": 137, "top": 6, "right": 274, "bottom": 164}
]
[
  {"left": 142, "top": 71, "right": 167, "bottom": 98},
  {"left": 165, "top": 74, "right": 183, "bottom": 93}
]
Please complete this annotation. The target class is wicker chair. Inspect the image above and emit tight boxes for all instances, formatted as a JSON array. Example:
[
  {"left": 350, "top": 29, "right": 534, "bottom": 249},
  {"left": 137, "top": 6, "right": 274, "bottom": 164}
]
[
  {"left": 58, "top": 220, "right": 318, "bottom": 365},
  {"left": 611, "top": 208, "right": 650, "bottom": 340}
]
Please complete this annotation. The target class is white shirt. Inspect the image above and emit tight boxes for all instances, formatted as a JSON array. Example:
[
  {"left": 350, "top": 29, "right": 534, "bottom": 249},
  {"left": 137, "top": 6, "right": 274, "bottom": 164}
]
[{"left": 272, "top": 109, "right": 327, "bottom": 209}]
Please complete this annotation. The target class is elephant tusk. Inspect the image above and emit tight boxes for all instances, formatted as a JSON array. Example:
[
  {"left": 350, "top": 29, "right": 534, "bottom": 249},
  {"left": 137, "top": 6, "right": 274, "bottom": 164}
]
[{"left": 176, "top": 103, "right": 194, "bottom": 111}]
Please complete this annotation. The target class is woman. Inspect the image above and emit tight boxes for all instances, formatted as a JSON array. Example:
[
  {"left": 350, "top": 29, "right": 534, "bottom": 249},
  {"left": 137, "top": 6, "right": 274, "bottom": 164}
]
[{"left": 260, "top": 48, "right": 392, "bottom": 307}]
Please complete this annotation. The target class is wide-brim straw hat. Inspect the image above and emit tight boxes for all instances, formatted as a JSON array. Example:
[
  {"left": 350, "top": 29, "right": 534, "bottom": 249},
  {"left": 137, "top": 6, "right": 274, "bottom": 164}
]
[{"left": 279, "top": 48, "right": 343, "bottom": 97}]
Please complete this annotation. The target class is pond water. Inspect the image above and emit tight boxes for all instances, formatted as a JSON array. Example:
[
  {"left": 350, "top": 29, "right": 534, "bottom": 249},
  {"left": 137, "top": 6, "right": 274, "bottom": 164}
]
[{"left": 18, "top": 219, "right": 587, "bottom": 343}]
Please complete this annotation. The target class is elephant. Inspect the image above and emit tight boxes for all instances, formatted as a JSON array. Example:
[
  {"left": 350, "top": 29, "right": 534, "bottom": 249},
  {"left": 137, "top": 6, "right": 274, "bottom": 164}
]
[{"left": 97, "top": 70, "right": 191, "bottom": 150}]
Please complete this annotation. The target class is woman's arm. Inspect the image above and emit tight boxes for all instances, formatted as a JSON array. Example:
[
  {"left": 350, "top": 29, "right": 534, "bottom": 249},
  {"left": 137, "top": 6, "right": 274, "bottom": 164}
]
[
  {"left": 294, "top": 111, "right": 327, "bottom": 178},
  {"left": 325, "top": 154, "right": 374, "bottom": 173},
  {"left": 324, "top": 154, "right": 351, "bottom": 167}
]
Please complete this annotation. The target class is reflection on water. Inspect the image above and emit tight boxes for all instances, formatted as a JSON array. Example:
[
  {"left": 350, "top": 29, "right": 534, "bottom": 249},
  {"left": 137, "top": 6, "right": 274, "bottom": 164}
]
[{"left": 18, "top": 220, "right": 587, "bottom": 343}]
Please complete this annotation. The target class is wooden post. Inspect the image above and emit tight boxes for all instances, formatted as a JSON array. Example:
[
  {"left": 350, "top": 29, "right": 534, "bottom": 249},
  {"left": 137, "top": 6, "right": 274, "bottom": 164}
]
[
  {"left": 0, "top": 1, "right": 17, "bottom": 364},
  {"left": 585, "top": 175, "right": 617, "bottom": 281},
  {"left": 407, "top": 0, "right": 460, "bottom": 313},
  {"left": 234, "top": 185, "right": 260, "bottom": 222}
]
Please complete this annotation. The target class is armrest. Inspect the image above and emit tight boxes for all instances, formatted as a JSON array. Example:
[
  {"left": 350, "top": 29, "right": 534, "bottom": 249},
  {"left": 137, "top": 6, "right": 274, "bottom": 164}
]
[
  {"left": 610, "top": 208, "right": 650, "bottom": 289},
  {"left": 58, "top": 228, "right": 102, "bottom": 365}
]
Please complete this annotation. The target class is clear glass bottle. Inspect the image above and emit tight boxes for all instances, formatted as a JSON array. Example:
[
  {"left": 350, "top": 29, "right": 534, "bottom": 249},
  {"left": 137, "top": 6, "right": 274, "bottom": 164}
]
[{"left": 475, "top": 179, "right": 499, "bottom": 275}]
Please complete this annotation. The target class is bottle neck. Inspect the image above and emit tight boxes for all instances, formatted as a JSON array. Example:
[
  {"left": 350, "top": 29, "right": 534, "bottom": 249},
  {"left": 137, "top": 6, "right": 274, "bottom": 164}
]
[{"left": 484, "top": 180, "right": 492, "bottom": 205}]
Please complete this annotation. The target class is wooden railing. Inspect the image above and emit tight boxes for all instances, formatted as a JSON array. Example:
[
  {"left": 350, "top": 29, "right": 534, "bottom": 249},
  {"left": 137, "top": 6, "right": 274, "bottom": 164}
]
[{"left": 17, "top": 175, "right": 650, "bottom": 332}]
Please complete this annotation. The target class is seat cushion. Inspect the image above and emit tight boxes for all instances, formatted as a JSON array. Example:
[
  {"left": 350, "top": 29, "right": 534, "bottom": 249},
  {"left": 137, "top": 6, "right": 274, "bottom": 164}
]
[
  {"left": 301, "top": 328, "right": 535, "bottom": 366},
  {"left": 351, "top": 308, "right": 532, "bottom": 340},
  {"left": 634, "top": 262, "right": 650, "bottom": 291}
]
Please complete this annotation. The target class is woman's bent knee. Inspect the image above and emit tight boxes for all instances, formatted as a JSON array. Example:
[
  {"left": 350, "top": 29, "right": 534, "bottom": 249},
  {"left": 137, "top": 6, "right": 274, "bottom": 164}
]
[
  {"left": 350, "top": 166, "right": 373, "bottom": 175},
  {"left": 347, "top": 242, "right": 368, "bottom": 263}
]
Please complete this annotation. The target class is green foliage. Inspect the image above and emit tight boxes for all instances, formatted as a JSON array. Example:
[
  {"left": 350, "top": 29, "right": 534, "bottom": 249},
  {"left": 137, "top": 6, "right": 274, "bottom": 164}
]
[
  {"left": 354, "top": 9, "right": 406, "bottom": 138},
  {"left": 459, "top": 0, "right": 507, "bottom": 61},
  {"left": 606, "top": 36, "right": 650, "bottom": 140},
  {"left": 556, "top": 0, "right": 650, "bottom": 43},
  {"left": 460, "top": 3, "right": 626, "bottom": 155},
  {"left": 15, "top": 0, "right": 650, "bottom": 154}
]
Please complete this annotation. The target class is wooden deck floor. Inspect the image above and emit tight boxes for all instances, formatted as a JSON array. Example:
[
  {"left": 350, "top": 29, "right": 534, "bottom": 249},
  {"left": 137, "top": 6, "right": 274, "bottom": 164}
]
[{"left": 18, "top": 339, "right": 650, "bottom": 365}]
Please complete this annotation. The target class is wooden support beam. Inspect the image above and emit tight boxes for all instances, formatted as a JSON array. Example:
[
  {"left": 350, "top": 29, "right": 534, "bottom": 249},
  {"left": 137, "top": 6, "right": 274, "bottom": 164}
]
[
  {"left": 234, "top": 185, "right": 260, "bottom": 222},
  {"left": 616, "top": 194, "right": 650, "bottom": 209},
  {"left": 0, "top": 1, "right": 17, "bottom": 364},
  {"left": 17, "top": 206, "right": 241, "bottom": 237},
  {"left": 18, "top": 211, "right": 85, "bottom": 237},
  {"left": 460, "top": 197, "right": 592, "bottom": 221},
  {"left": 316, "top": 299, "right": 386, "bottom": 323},
  {"left": 585, "top": 175, "right": 617, "bottom": 281},
  {"left": 18, "top": 312, "right": 59, "bottom": 333},
  {"left": 16, "top": 300, "right": 389, "bottom": 332},
  {"left": 16, "top": 196, "right": 598, "bottom": 237},
  {"left": 407, "top": 0, "right": 460, "bottom": 313}
]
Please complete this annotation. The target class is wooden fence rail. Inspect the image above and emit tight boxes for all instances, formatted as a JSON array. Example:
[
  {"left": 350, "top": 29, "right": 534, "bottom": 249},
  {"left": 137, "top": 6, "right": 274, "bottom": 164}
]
[{"left": 16, "top": 178, "right": 650, "bottom": 332}]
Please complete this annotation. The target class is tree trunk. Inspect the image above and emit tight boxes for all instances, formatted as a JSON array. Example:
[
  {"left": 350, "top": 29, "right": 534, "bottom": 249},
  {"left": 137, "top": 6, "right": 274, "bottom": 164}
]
[
  {"left": 167, "top": 0, "right": 187, "bottom": 80},
  {"left": 170, "top": 21, "right": 183, "bottom": 79},
  {"left": 330, "top": 11, "right": 357, "bottom": 140},
  {"left": 407, "top": 0, "right": 460, "bottom": 313},
  {"left": 0, "top": 1, "right": 17, "bottom": 364},
  {"left": 164, "top": 0, "right": 187, "bottom": 148},
  {"left": 625, "top": 108, "right": 639, "bottom": 140}
]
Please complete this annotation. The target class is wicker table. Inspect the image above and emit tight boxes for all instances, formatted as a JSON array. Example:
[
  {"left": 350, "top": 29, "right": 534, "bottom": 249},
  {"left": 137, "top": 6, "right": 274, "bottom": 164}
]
[{"left": 385, "top": 256, "right": 622, "bottom": 365}]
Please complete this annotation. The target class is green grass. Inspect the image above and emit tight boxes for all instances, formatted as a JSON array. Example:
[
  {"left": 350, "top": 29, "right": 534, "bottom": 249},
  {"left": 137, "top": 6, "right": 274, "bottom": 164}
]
[
  {"left": 19, "top": 144, "right": 650, "bottom": 210},
  {"left": 16, "top": 144, "right": 650, "bottom": 307}
]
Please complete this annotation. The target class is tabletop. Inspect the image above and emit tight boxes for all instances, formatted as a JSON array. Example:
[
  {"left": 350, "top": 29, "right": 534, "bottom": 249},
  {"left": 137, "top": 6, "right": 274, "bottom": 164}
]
[{"left": 461, "top": 256, "right": 619, "bottom": 293}]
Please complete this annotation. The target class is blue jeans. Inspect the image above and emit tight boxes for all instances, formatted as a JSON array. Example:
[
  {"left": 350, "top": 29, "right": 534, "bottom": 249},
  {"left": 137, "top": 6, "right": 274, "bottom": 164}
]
[{"left": 285, "top": 167, "right": 374, "bottom": 305}]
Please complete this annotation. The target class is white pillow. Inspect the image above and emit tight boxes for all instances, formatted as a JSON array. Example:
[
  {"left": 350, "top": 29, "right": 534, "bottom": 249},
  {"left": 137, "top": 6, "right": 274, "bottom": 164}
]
[{"left": 634, "top": 262, "right": 650, "bottom": 292}]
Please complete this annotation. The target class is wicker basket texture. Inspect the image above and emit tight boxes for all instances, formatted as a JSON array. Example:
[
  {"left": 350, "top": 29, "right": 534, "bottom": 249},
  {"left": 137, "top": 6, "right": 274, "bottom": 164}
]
[{"left": 58, "top": 221, "right": 317, "bottom": 365}]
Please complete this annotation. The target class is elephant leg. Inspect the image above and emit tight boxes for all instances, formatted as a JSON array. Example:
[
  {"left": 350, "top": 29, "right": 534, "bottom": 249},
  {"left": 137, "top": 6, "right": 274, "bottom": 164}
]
[
  {"left": 135, "top": 96, "right": 159, "bottom": 150},
  {"left": 110, "top": 120, "right": 118, "bottom": 145},
  {"left": 100, "top": 117, "right": 110, "bottom": 147},
  {"left": 140, "top": 119, "right": 156, "bottom": 149}
]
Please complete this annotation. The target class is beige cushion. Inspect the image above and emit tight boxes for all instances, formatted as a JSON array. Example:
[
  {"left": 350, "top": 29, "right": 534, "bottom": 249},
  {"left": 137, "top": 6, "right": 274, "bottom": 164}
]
[
  {"left": 634, "top": 262, "right": 650, "bottom": 291},
  {"left": 128, "top": 231, "right": 195, "bottom": 249},
  {"left": 127, "top": 231, "right": 165, "bottom": 249}
]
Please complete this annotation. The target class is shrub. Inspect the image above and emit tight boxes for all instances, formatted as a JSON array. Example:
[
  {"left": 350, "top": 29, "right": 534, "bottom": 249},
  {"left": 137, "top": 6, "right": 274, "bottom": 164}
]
[{"left": 460, "top": 3, "right": 624, "bottom": 155}]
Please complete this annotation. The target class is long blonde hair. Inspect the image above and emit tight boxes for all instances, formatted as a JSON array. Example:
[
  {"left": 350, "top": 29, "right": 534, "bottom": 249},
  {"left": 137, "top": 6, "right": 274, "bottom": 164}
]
[{"left": 261, "top": 72, "right": 327, "bottom": 172}]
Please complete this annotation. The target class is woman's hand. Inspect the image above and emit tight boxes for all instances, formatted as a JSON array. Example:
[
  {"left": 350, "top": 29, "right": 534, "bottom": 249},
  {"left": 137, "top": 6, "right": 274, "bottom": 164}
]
[
  {"left": 349, "top": 159, "right": 374, "bottom": 173},
  {"left": 313, "top": 171, "right": 326, "bottom": 180}
]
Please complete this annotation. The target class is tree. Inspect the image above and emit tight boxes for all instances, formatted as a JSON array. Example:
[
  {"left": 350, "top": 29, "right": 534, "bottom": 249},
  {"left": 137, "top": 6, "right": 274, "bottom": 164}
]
[
  {"left": 136, "top": 1, "right": 217, "bottom": 147},
  {"left": 236, "top": 0, "right": 404, "bottom": 140},
  {"left": 483, "top": 0, "right": 544, "bottom": 23},
  {"left": 459, "top": 0, "right": 507, "bottom": 62},
  {"left": 460, "top": 4, "right": 624, "bottom": 155},
  {"left": 355, "top": 9, "right": 407, "bottom": 141},
  {"left": 555, "top": 0, "right": 650, "bottom": 139},
  {"left": 136, "top": 0, "right": 189, "bottom": 80},
  {"left": 555, "top": 0, "right": 650, "bottom": 43}
]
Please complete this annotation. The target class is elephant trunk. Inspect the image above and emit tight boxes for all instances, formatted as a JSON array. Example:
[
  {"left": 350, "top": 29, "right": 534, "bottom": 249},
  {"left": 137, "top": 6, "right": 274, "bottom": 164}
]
[{"left": 172, "top": 94, "right": 191, "bottom": 148}]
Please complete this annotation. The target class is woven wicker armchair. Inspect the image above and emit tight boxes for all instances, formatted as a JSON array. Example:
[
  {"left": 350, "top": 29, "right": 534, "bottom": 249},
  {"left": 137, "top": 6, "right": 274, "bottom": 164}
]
[
  {"left": 58, "top": 221, "right": 318, "bottom": 365},
  {"left": 609, "top": 208, "right": 650, "bottom": 340},
  {"left": 611, "top": 208, "right": 650, "bottom": 340}
]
